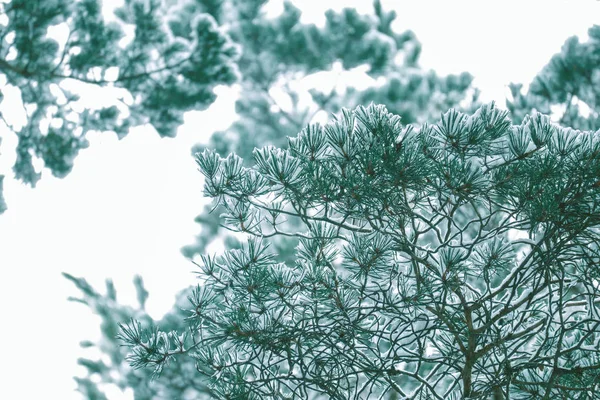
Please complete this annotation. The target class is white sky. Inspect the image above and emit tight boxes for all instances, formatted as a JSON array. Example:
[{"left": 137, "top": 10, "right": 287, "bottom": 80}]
[{"left": 0, "top": 0, "right": 598, "bottom": 398}]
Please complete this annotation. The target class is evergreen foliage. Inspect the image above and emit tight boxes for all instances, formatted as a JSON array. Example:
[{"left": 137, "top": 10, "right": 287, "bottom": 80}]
[
  {"left": 0, "top": 0, "right": 238, "bottom": 210},
  {"left": 181, "top": 0, "right": 477, "bottom": 260},
  {"left": 60, "top": 3, "right": 600, "bottom": 399},
  {"left": 63, "top": 272, "right": 203, "bottom": 399},
  {"left": 119, "top": 103, "right": 600, "bottom": 399},
  {"left": 65, "top": 2, "right": 479, "bottom": 397},
  {"left": 507, "top": 25, "right": 600, "bottom": 131}
]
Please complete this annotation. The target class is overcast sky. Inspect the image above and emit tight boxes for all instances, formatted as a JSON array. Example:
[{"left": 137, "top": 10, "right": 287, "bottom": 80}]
[{"left": 0, "top": 0, "right": 598, "bottom": 398}]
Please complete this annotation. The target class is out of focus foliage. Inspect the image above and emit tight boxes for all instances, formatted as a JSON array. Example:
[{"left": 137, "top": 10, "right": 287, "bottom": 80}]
[
  {"left": 0, "top": 0, "right": 238, "bottom": 210},
  {"left": 507, "top": 25, "right": 600, "bottom": 131},
  {"left": 64, "top": 272, "right": 203, "bottom": 399}
]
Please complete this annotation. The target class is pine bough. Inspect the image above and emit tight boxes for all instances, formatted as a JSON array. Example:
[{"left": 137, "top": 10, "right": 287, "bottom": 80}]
[{"left": 120, "top": 104, "right": 600, "bottom": 399}]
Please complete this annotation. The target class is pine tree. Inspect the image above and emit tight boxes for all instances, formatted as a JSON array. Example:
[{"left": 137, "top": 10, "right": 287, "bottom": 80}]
[
  {"left": 0, "top": 0, "right": 238, "bottom": 212},
  {"left": 65, "top": 1, "right": 479, "bottom": 398},
  {"left": 118, "top": 102, "right": 600, "bottom": 399},
  {"left": 64, "top": 5, "right": 600, "bottom": 400}
]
